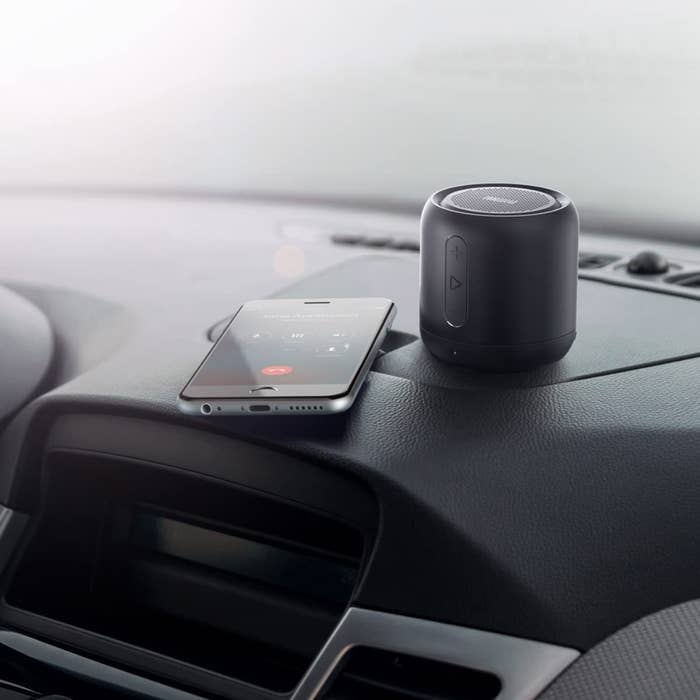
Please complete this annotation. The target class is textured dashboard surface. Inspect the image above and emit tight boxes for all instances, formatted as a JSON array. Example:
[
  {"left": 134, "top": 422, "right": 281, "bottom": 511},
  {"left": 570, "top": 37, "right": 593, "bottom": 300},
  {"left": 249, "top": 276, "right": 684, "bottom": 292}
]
[
  {"left": 540, "top": 599, "right": 700, "bottom": 699},
  {"left": 1, "top": 194, "right": 700, "bottom": 656}
]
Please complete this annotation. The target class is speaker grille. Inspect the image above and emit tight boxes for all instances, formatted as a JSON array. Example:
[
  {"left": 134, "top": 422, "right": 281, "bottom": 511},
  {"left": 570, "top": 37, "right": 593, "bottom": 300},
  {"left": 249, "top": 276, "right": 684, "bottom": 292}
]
[{"left": 442, "top": 186, "right": 557, "bottom": 215}]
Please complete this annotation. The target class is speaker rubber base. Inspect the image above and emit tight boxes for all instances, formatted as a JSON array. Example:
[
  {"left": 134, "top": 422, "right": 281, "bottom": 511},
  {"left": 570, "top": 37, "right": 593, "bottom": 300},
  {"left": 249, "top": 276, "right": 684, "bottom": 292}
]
[{"left": 420, "top": 327, "right": 577, "bottom": 372}]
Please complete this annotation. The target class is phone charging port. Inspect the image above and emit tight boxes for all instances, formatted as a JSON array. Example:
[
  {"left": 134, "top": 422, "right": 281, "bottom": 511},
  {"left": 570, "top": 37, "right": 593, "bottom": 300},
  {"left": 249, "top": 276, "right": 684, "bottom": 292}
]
[{"left": 249, "top": 405, "right": 271, "bottom": 412}]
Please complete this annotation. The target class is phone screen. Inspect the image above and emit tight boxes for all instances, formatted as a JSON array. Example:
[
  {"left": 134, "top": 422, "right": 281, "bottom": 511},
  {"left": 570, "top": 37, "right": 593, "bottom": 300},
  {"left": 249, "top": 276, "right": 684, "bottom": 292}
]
[{"left": 181, "top": 298, "right": 393, "bottom": 398}]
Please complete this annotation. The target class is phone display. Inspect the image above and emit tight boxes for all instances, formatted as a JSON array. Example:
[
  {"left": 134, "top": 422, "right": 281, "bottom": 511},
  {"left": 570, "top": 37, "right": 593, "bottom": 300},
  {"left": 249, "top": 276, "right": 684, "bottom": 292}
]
[{"left": 180, "top": 298, "right": 394, "bottom": 405}]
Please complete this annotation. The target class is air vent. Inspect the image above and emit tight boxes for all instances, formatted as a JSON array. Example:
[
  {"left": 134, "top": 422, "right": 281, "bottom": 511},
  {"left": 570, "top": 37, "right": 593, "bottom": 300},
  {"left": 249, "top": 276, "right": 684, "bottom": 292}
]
[
  {"left": 320, "top": 647, "right": 501, "bottom": 700},
  {"left": 666, "top": 271, "right": 700, "bottom": 288},
  {"left": 6, "top": 455, "right": 368, "bottom": 695},
  {"left": 330, "top": 232, "right": 419, "bottom": 252},
  {"left": 578, "top": 252, "right": 620, "bottom": 269}
]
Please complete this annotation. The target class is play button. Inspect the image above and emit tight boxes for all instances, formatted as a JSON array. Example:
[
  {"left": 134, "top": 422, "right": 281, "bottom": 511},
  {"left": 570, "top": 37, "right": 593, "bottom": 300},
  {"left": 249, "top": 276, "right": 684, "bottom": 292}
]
[{"left": 445, "top": 235, "right": 467, "bottom": 326}]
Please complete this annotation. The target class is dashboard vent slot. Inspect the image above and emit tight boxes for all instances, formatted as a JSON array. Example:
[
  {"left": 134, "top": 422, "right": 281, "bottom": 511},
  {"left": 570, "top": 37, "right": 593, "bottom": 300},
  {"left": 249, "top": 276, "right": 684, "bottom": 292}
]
[
  {"left": 5, "top": 454, "right": 370, "bottom": 696},
  {"left": 578, "top": 252, "right": 620, "bottom": 269},
  {"left": 666, "top": 271, "right": 700, "bottom": 288},
  {"left": 320, "top": 647, "right": 501, "bottom": 700},
  {"left": 330, "top": 231, "right": 419, "bottom": 252}
]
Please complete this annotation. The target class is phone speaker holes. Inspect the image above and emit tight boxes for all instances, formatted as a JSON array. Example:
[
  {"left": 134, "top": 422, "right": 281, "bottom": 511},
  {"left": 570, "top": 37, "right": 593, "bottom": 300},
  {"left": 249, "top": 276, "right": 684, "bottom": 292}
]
[{"left": 290, "top": 405, "right": 324, "bottom": 412}]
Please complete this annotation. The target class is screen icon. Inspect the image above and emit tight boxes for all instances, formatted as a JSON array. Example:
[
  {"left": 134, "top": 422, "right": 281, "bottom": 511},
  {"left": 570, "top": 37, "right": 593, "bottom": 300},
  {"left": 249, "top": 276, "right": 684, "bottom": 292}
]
[
  {"left": 316, "top": 343, "right": 350, "bottom": 355},
  {"left": 261, "top": 365, "right": 294, "bottom": 376},
  {"left": 282, "top": 330, "right": 307, "bottom": 346},
  {"left": 247, "top": 331, "right": 272, "bottom": 343}
]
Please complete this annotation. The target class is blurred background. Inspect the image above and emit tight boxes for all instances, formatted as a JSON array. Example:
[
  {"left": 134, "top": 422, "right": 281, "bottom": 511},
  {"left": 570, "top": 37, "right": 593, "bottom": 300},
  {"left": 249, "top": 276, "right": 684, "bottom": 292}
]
[{"left": 1, "top": 0, "right": 699, "bottom": 235}]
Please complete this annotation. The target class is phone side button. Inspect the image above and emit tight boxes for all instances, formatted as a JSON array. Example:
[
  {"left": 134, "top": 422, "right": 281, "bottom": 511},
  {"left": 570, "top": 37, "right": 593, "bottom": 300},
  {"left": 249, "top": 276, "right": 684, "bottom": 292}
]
[{"left": 250, "top": 386, "right": 279, "bottom": 393}]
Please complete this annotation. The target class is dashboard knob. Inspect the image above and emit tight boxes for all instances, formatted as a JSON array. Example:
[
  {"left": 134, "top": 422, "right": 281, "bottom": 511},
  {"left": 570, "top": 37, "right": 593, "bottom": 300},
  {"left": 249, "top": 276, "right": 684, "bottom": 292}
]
[{"left": 626, "top": 250, "right": 669, "bottom": 275}]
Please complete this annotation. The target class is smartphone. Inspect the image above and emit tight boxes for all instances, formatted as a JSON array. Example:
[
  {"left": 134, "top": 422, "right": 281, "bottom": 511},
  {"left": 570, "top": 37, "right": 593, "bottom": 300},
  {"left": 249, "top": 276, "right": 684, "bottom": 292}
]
[{"left": 178, "top": 298, "right": 395, "bottom": 416}]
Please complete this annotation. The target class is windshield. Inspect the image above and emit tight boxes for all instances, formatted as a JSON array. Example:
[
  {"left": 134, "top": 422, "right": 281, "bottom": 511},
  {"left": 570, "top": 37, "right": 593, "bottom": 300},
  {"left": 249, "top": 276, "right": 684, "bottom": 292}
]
[{"left": 1, "top": 1, "right": 698, "bottom": 237}]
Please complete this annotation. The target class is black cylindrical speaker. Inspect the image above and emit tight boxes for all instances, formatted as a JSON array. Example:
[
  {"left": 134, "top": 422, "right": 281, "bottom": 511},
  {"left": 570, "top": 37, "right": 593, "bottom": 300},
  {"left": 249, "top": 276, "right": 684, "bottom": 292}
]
[{"left": 420, "top": 183, "right": 578, "bottom": 371}]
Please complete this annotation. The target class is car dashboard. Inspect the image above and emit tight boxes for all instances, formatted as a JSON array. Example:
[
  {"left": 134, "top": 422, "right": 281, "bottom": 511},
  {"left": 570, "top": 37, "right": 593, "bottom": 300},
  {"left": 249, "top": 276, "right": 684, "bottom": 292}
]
[{"left": 1, "top": 193, "right": 700, "bottom": 699}]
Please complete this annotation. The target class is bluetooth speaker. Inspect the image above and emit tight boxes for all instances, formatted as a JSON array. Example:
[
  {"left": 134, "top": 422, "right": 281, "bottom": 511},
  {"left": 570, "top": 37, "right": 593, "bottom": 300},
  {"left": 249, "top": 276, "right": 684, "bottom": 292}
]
[{"left": 419, "top": 184, "right": 579, "bottom": 371}]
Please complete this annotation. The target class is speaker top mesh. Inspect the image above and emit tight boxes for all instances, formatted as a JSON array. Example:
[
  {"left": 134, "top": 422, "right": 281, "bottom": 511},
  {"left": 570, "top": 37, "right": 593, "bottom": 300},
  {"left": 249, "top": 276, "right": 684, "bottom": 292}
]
[{"left": 441, "top": 186, "right": 558, "bottom": 215}]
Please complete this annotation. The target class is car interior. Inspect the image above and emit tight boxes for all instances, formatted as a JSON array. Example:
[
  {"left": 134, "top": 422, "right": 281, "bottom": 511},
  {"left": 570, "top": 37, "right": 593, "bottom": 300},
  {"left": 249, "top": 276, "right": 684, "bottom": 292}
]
[{"left": 2, "top": 3, "right": 700, "bottom": 699}]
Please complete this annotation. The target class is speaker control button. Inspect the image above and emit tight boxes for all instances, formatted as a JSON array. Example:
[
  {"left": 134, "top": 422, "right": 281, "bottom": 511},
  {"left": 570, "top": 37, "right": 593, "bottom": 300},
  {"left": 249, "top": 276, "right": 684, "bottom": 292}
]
[{"left": 444, "top": 235, "right": 468, "bottom": 327}]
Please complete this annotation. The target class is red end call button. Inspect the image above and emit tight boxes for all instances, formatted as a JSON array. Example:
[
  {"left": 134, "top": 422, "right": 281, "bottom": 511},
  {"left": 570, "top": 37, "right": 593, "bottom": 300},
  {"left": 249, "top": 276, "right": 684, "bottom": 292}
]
[{"left": 261, "top": 365, "right": 294, "bottom": 376}]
